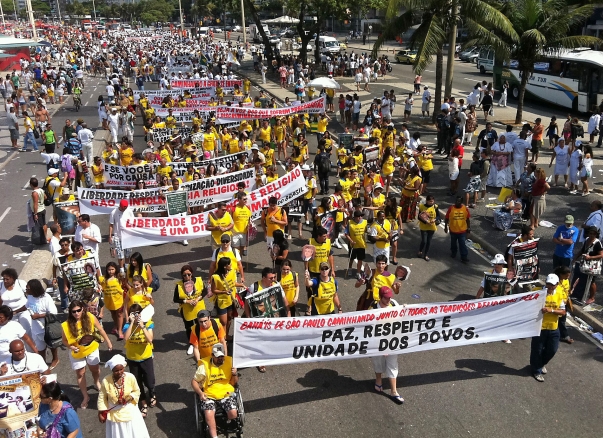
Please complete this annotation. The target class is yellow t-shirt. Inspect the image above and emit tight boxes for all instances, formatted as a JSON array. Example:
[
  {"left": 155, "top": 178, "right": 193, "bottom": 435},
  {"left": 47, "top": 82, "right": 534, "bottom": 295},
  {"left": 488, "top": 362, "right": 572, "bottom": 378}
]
[
  {"left": 348, "top": 220, "right": 368, "bottom": 249},
  {"left": 280, "top": 271, "right": 298, "bottom": 304},
  {"left": 127, "top": 287, "right": 153, "bottom": 310},
  {"left": 368, "top": 272, "right": 396, "bottom": 301},
  {"left": 304, "top": 177, "right": 316, "bottom": 200},
  {"left": 418, "top": 154, "right": 434, "bottom": 171},
  {"left": 274, "top": 125, "right": 285, "bottom": 142},
  {"left": 61, "top": 313, "right": 98, "bottom": 359},
  {"left": 317, "top": 118, "right": 328, "bottom": 133},
  {"left": 265, "top": 207, "right": 285, "bottom": 238},
  {"left": 418, "top": 203, "right": 438, "bottom": 232},
  {"left": 308, "top": 277, "right": 337, "bottom": 314},
  {"left": 100, "top": 276, "right": 124, "bottom": 311},
  {"left": 542, "top": 289, "right": 565, "bottom": 330},
  {"left": 156, "top": 165, "right": 173, "bottom": 179},
  {"left": 165, "top": 116, "right": 177, "bottom": 129},
  {"left": 263, "top": 148, "right": 274, "bottom": 167},
  {"left": 176, "top": 277, "right": 206, "bottom": 321},
  {"left": 308, "top": 238, "right": 331, "bottom": 273},
  {"left": 382, "top": 155, "right": 395, "bottom": 176},
  {"left": 232, "top": 206, "right": 251, "bottom": 234},
  {"left": 370, "top": 219, "right": 391, "bottom": 249},
  {"left": 120, "top": 147, "right": 134, "bottom": 166},
  {"left": 204, "top": 132, "right": 216, "bottom": 151},
  {"left": 198, "top": 356, "right": 234, "bottom": 400},
  {"left": 259, "top": 127, "right": 272, "bottom": 143},
  {"left": 125, "top": 320, "right": 154, "bottom": 361},
  {"left": 402, "top": 175, "right": 422, "bottom": 197},
  {"left": 212, "top": 271, "right": 237, "bottom": 309},
  {"left": 209, "top": 211, "right": 233, "bottom": 245},
  {"left": 339, "top": 179, "right": 353, "bottom": 203}
]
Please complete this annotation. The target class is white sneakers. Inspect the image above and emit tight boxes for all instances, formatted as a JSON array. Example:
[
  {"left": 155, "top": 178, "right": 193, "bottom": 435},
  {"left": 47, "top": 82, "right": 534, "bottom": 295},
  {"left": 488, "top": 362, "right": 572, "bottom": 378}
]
[
  {"left": 187, "top": 345, "right": 194, "bottom": 355},
  {"left": 183, "top": 240, "right": 189, "bottom": 246}
]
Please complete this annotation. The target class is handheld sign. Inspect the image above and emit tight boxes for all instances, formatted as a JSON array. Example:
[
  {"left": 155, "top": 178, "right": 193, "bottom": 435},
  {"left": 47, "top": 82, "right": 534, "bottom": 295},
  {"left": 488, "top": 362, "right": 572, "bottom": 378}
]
[{"left": 166, "top": 191, "right": 188, "bottom": 216}]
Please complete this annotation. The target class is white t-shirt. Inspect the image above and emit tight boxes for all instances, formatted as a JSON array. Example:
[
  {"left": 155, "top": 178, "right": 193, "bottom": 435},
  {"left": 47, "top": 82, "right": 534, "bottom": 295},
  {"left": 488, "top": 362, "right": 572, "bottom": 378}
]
[
  {"left": 0, "top": 351, "right": 48, "bottom": 375},
  {"left": 74, "top": 223, "right": 102, "bottom": 253},
  {"left": 0, "top": 321, "right": 26, "bottom": 355},
  {"left": 25, "top": 294, "right": 57, "bottom": 338},
  {"left": 106, "top": 84, "right": 115, "bottom": 96},
  {"left": 109, "top": 207, "right": 135, "bottom": 237},
  {"left": 0, "top": 280, "right": 28, "bottom": 312},
  {"left": 78, "top": 128, "right": 94, "bottom": 144},
  {"left": 49, "top": 236, "right": 61, "bottom": 256}
]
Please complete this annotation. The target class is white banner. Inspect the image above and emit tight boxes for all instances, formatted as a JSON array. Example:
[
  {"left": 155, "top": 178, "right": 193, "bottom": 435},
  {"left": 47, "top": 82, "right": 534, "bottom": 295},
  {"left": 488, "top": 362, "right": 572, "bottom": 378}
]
[
  {"left": 216, "top": 97, "right": 326, "bottom": 122},
  {"left": 165, "top": 151, "right": 249, "bottom": 177},
  {"left": 182, "top": 168, "right": 257, "bottom": 207},
  {"left": 78, "top": 186, "right": 166, "bottom": 215},
  {"left": 153, "top": 107, "right": 215, "bottom": 124},
  {"left": 134, "top": 88, "right": 215, "bottom": 101},
  {"left": 151, "top": 100, "right": 252, "bottom": 110},
  {"left": 170, "top": 79, "right": 242, "bottom": 89},
  {"left": 103, "top": 163, "right": 156, "bottom": 188},
  {"left": 120, "top": 167, "right": 307, "bottom": 248},
  {"left": 232, "top": 291, "right": 546, "bottom": 368}
]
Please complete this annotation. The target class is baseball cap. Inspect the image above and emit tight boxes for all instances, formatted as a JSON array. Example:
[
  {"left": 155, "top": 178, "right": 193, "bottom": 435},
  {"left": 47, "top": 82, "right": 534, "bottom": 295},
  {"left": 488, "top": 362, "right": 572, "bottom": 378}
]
[
  {"left": 565, "top": 215, "right": 574, "bottom": 224},
  {"left": 48, "top": 168, "right": 59, "bottom": 176},
  {"left": 301, "top": 164, "right": 311, "bottom": 171},
  {"left": 212, "top": 343, "right": 225, "bottom": 357},
  {"left": 119, "top": 199, "right": 129, "bottom": 208},
  {"left": 545, "top": 273, "right": 559, "bottom": 285},
  {"left": 374, "top": 183, "right": 383, "bottom": 190},
  {"left": 197, "top": 309, "right": 211, "bottom": 319},
  {"left": 379, "top": 286, "right": 393, "bottom": 298},
  {"left": 490, "top": 254, "right": 506, "bottom": 265},
  {"left": 251, "top": 144, "right": 259, "bottom": 150},
  {"left": 353, "top": 210, "right": 363, "bottom": 217},
  {"left": 220, "top": 233, "right": 231, "bottom": 243},
  {"left": 319, "top": 261, "right": 330, "bottom": 270}
]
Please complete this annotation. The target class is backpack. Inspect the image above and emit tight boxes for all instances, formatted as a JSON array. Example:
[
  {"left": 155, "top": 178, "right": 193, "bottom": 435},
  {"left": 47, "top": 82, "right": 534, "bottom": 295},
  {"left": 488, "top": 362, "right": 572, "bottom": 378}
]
[
  {"left": 42, "top": 177, "right": 56, "bottom": 206},
  {"left": 44, "top": 313, "right": 63, "bottom": 349},
  {"left": 61, "top": 155, "right": 73, "bottom": 174},
  {"left": 147, "top": 263, "right": 160, "bottom": 292},
  {"left": 318, "top": 153, "right": 331, "bottom": 174}
]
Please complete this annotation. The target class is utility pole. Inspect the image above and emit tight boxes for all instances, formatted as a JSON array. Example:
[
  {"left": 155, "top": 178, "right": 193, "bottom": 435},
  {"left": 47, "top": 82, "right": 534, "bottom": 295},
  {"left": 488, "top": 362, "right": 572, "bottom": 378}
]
[
  {"left": 92, "top": 0, "right": 97, "bottom": 22},
  {"left": 445, "top": 0, "right": 459, "bottom": 97},
  {"left": 241, "top": 0, "right": 246, "bottom": 44},
  {"left": 56, "top": 0, "right": 62, "bottom": 22},
  {"left": 0, "top": 1, "right": 6, "bottom": 28},
  {"left": 25, "top": 0, "right": 37, "bottom": 39},
  {"left": 178, "top": 0, "right": 184, "bottom": 31}
]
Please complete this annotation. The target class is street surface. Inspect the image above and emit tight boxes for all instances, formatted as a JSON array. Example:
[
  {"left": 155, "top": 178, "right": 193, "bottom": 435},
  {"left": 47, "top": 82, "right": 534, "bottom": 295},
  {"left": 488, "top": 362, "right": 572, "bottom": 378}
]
[{"left": 0, "top": 41, "right": 602, "bottom": 438}]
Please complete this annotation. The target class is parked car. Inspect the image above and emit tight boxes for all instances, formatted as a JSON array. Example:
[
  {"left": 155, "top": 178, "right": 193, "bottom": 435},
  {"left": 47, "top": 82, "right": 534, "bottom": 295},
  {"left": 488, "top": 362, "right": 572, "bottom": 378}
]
[
  {"left": 268, "top": 35, "right": 280, "bottom": 45},
  {"left": 459, "top": 46, "right": 479, "bottom": 62},
  {"left": 395, "top": 49, "right": 417, "bottom": 64},
  {"left": 224, "top": 25, "right": 233, "bottom": 31},
  {"left": 233, "top": 25, "right": 241, "bottom": 32}
]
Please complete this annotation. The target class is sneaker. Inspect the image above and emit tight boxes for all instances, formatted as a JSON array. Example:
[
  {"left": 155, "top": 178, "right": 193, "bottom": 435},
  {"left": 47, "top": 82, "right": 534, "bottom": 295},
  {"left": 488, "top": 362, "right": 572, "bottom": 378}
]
[
  {"left": 582, "top": 192, "right": 589, "bottom": 197},
  {"left": 569, "top": 190, "right": 578, "bottom": 194},
  {"left": 242, "top": 249, "right": 248, "bottom": 256},
  {"left": 541, "top": 366, "right": 547, "bottom": 374},
  {"left": 333, "top": 240, "right": 342, "bottom": 249},
  {"left": 18, "top": 149, "right": 27, "bottom": 152},
  {"left": 533, "top": 373, "right": 544, "bottom": 382},
  {"left": 286, "top": 234, "right": 292, "bottom": 240},
  {"left": 187, "top": 345, "right": 194, "bottom": 355},
  {"left": 502, "top": 339, "right": 512, "bottom": 344},
  {"left": 305, "top": 220, "right": 309, "bottom": 226},
  {"left": 183, "top": 240, "right": 189, "bottom": 246}
]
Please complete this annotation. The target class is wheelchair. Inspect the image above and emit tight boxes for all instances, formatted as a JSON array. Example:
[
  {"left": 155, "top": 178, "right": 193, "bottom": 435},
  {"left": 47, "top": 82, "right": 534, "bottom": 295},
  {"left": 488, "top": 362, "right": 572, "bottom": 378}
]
[{"left": 194, "top": 386, "right": 245, "bottom": 438}]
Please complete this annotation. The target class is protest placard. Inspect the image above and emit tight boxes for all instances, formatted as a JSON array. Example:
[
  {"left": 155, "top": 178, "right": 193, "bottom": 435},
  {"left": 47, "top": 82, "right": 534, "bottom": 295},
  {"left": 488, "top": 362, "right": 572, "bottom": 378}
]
[
  {"left": 511, "top": 238, "right": 540, "bottom": 281},
  {"left": 103, "top": 163, "right": 155, "bottom": 188},
  {"left": 166, "top": 191, "right": 188, "bottom": 216},
  {"left": 232, "top": 291, "right": 546, "bottom": 368},
  {"left": 54, "top": 201, "right": 79, "bottom": 235},
  {"left": 364, "top": 145, "right": 380, "bottom": 170},
  {"left": 338, "top": 133, "right": 354, "bottom": 151},
  {"left": 120, "top": 167, "right": 307, "bottom": 248},
  {"left": 60, "top": 256, "right": 100, "bottom": 301},
  {"left": 246, "top": 284, "right": 289, "bottom": 318},
  {"left": 0, "top": 372, "right": 42, "bottom": 432},
  {"left": 483, "top": 273, "right": 513, "bottom": 297}
]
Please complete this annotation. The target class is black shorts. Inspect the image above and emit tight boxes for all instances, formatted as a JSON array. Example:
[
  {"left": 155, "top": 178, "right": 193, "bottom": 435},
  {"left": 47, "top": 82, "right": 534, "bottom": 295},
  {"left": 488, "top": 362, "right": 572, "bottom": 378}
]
[
  {"left": 288, "top": 215, "right": 302, "bottom": 224},
  {"left": 531, "top": 139, "right": 541, "bottom": 154},
  {"left": 404, "top": 110, "right": 411, "bottom": 116},
  {"left": 349, "top": 247, "right": 366, "bottom": 261},
  {"left": 302, "top": 199, "right": 314, "bottom": 215},
  {"left": 422, "top": 170, "right": 431, "bottom": 184}
]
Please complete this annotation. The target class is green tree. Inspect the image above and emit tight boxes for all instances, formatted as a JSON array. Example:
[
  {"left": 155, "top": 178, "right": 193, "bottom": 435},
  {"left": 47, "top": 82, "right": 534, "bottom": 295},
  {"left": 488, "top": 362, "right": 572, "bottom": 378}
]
[
  {"left": 1, "top": 0, "right": 15, "bottom": 14},
  {"left": 65, "top": 1, "right": 90, "bottom": 17},
  {"left": 497, "top": 0, "right": 600, "bottom": 123},
  {"left": 374, "top": 0, "right": 516, "bottom": 123}
]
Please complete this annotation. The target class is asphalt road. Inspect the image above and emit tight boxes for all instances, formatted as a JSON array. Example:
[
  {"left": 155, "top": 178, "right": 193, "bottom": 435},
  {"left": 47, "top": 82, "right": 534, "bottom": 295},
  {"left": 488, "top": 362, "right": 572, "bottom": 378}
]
[{"left": 1, "top": 61, "right": 603, "bottom": 438}]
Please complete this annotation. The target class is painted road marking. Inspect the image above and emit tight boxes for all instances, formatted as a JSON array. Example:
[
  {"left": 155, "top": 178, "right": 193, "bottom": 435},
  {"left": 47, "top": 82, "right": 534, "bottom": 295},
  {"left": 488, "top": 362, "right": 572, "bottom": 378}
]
[
  {"left": 0, "top": 207, "right": 11, "bottom": 223},
  {"left": 22, "top": 175, "right": 35, "bottom": 190}
]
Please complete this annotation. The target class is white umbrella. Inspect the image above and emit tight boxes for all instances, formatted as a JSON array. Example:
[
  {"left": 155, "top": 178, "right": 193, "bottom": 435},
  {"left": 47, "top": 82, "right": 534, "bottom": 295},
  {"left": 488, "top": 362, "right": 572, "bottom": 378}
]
[{"left": 306, "top": 77, "right": 341, "bottom": 89}]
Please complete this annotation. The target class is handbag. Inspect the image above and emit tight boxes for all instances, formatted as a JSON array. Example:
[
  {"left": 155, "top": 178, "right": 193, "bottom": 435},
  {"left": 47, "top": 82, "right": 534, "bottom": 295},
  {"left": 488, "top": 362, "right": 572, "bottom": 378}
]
[
  {"left": 580, "top": 257, "right": 601, "bottom": 275},
  {"left": 45, "top": 402, "right": 72, "bottom": 438},
  {"left": 418, "top": 210, "right": 431, "bottom": 224}
]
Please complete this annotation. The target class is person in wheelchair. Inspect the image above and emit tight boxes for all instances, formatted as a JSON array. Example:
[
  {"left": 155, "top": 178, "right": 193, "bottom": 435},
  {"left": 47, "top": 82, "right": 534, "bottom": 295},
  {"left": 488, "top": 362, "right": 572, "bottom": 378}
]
[
  {"left": 494, "top": 189, "right": 522, "bottom": 231},
  {"left": 191, "top": 343, "right": 238, "bottom": 438}
]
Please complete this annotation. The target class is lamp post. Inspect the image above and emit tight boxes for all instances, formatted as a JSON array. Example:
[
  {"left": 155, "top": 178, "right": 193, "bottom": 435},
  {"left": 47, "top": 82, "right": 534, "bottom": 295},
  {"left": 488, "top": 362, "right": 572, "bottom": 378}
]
[
  {"left": 92, "top": 0, "right": 97, "bottom": 22},
  {"left": 25, "top": 0, "right": 37, "bottom": 39},
  {"left": 178, "top": 0, "right": 184, "bottom": 31},
  {"left": 240, "top": 0, "right": 246, "bottom": 44}
]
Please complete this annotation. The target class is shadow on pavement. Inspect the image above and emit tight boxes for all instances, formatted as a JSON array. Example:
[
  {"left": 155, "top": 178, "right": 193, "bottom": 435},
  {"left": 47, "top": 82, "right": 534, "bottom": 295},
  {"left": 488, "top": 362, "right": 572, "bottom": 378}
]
[
  {"left": 455, "top": 358, "right": 529, "bottom": 377},
  {"left": 243, "top": 367, "right": 494, "bottom": 413}
]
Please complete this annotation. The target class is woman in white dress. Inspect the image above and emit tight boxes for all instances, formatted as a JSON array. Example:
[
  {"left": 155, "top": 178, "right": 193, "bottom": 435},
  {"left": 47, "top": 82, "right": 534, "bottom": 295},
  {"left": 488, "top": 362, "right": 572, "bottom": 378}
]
[
  {"left": 25, "top": 279, "right": 60, "bottom": 369},
  {"left": 568, "top": 141, "right": 583, "bottom": 193},
  {"left": 56, "top": 81, "right": 65, "bottom": 104},
  {"left": 580, "top": 145, "right": 594, "bottom": 197},
  {"left": 98, "top": 354, "right": 150, "bottom": 438},
  {"left": 487, "top": 135, "right": 513, "bottom": 187},
  {"left": 98, "top": 96, "right": 108, "bottom": 130},
  {"left": 549, "top": 137, "right": 570, "bottom": 187}
]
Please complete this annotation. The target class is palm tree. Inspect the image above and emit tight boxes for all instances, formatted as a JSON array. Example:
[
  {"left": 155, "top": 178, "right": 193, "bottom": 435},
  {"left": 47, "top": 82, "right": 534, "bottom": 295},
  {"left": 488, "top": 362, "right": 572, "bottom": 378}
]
[
  {"left": 497, "top": 0, "right": 599, "bottom": 123},
  {"left": 374, "top": 0, "right": 517, "bottom": 123}
]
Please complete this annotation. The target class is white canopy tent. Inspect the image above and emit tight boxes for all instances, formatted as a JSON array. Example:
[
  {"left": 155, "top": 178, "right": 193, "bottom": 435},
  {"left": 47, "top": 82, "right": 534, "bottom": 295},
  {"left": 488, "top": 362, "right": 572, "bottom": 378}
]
[{"left": 263, "top": 16, "right": 300, "bottom": 25}]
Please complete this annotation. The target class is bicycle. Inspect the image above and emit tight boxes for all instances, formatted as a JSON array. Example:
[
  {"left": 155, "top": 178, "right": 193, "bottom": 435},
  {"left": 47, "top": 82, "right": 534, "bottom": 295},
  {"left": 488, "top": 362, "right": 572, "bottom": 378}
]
[{"left": 73, "top": 95, "right": 81, "bottom": 111}]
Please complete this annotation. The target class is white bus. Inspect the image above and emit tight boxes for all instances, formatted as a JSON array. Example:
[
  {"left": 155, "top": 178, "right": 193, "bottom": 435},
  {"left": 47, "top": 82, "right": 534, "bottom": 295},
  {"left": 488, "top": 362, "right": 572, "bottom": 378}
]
[{"left": 494, "top": 48, "right": 603, "bottom": 113}]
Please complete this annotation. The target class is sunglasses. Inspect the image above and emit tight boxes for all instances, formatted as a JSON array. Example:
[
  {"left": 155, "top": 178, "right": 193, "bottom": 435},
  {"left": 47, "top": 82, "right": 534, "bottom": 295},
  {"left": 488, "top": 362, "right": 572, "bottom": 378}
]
[
  {"left": 320, "top": 267, "right": 330, "bottom": 271},
  {"left": 71, "top": 308, "right": 83, "bottom": 314},
  {"left": 182, "top": 273, "right": 192, "bottom": 277},
  {"left": 221, "top": 240, "right": 230, "bottom": 244}
]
